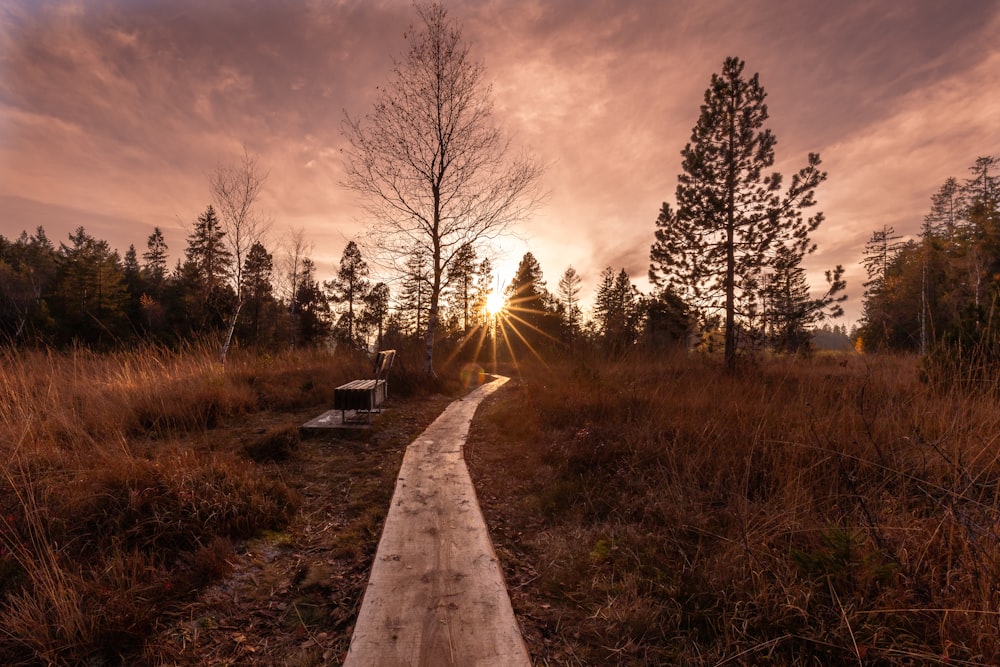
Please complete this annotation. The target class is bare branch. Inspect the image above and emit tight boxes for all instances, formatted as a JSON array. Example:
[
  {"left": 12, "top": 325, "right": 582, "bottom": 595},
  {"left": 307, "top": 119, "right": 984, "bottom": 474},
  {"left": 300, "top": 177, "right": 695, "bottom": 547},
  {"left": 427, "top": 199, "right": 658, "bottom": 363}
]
[{"left": 341, "top": 2, "right": 544, "bottom": 376}]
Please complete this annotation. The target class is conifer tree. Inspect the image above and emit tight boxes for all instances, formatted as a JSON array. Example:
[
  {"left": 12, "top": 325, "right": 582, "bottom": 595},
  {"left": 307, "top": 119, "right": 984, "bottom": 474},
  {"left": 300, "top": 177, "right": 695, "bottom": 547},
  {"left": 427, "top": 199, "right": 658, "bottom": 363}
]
[
  {"left": 294, "top": 258, "right": 331, "bottom": 347},
  {"left": 362, "top": 282, "right": 391, "bottom": 351},
  {"left": 0, "top": 227, "right": 57, "bottom": 344},
  {"left": 53, "top": 227, "right": 129, "bottom": 346},
  {"left": 446, "top": 243, "right": 478, "bottom": 333},
  {"left": 557, "top": 266, "right": 583, "bottom": 341},
  {"left": 763, "top": 246, "right": 845, "bottom": 353},
  {"left": 594, "top": 267, "right": 641, "bottom": 355},
  {"left": 325, "top": 241, "right": 370, "bottom": 346},
  {"left": 399, "top": 250, "right": 431, "bottom": 338},
  {"left": 650, "top": 57, "right": 828, "bottom": 371},
  {"left": 142, "top": 227, "right": 169, "bottom": 288},
  {"left": 472, "top": 258, "right": 494, "bottom": 329},
  {"left": 241, "top": 241, "right": 274, "bottom": 346},
  {"left": 506, "top": 252, "right": 557, "bottom": 353},
  {"left": 186, "top": 205, "right": 232, "bottom": 300}
]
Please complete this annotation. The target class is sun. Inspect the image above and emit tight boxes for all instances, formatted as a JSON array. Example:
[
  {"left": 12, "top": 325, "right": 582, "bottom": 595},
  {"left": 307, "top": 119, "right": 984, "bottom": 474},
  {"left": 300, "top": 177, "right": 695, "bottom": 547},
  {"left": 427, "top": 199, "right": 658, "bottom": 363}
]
[{"left": 485, "top": 291, "right": 505, "bottom": 316}]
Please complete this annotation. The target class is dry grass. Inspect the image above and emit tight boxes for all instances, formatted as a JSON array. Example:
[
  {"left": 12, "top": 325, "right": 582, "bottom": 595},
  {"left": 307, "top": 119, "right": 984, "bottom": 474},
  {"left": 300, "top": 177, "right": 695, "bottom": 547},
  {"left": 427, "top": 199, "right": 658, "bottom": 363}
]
[
  {"left": 0, "top": 344, "right": 409, "bottom": 666},
  {"left": 468, "top": 351, "right": 1000, "bottom": 665}
]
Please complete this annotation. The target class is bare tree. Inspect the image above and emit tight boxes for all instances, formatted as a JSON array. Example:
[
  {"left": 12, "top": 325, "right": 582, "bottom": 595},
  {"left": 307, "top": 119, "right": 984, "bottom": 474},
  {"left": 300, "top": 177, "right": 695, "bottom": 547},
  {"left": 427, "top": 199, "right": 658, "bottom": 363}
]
[
  {"left": 211, "top": 147, "right": 270, "bottom": 364},
  {"left": 279, "top": 227, "right": 313, "bottom": 350},
  {"left": 342, "top": 2, "right": 543, "bottom": 377}
]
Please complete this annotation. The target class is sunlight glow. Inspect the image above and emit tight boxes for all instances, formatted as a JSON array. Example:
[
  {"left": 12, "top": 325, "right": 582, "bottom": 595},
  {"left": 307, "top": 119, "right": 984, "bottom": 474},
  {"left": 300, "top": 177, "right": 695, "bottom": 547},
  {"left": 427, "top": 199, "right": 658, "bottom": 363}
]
[{"left": 485, "top": 291, "right": 505, "bottom": 316}]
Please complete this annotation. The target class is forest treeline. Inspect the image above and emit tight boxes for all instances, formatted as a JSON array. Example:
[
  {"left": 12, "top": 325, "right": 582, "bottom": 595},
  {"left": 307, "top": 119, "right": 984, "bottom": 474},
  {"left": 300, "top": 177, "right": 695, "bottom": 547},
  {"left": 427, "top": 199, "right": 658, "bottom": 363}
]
[
  {"left": 858, "top": 156, "right": 1000, "bottom": 362},
  {"left": 2, "top": 25, "right": 996, "bottom": 372},
  {"left": 0, "top": 213, "right": 691, "bottom": 359},
  {"left": 3, "top": 154, "right": 996, "bottom": 366}
]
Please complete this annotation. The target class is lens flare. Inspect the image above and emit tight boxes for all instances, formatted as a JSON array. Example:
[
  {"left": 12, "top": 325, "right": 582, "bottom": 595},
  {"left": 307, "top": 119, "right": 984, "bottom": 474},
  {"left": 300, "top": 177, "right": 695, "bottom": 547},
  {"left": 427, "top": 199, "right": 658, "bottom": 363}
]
[{"left": 485, "top": 292, "right": 504, "bottom": 316}]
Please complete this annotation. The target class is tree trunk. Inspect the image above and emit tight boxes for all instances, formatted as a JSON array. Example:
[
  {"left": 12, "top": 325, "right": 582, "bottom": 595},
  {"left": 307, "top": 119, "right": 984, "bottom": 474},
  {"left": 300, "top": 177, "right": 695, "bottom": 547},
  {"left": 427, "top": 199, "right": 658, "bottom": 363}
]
[
  {"left": 219, "top": 299, "right": 246, "bottom": 365},
  {"left": 724, "top": 107, "right": 738, "bottom": 373},
  {"left": 424, "top": 294, "right": 438, "bottom": 378}
]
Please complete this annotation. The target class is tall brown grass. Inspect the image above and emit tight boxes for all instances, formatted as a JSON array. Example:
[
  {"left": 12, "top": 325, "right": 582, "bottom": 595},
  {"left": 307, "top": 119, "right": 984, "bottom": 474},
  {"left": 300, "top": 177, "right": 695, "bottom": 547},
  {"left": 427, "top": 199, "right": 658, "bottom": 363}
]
[
  {"left": 0, "top": 345, "right": 379, "bottom": 665},
  {"left": 470, "top": 351, "right": 1000, "bottom": 665}
]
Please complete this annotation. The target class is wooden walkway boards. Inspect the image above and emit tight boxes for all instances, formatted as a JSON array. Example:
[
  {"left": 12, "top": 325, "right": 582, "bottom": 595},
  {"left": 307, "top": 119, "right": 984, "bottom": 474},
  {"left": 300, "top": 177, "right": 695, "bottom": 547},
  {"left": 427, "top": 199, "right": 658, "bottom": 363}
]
[{"left": 343, "top": 376, "right": 531, "bottom": 667}]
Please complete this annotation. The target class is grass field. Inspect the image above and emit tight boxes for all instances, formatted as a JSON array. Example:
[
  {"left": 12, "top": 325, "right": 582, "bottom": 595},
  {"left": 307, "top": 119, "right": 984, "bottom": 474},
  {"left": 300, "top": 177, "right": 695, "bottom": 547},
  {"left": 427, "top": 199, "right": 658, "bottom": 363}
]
[
  {"left": 467, "top": 352, "right": 1000, "bottom": 665},
  {"left": 4, "top": 346, "right": 999, "bottom": 665},
  {"left": 0, "top": 344, "right": 448, "bottom": 665}
]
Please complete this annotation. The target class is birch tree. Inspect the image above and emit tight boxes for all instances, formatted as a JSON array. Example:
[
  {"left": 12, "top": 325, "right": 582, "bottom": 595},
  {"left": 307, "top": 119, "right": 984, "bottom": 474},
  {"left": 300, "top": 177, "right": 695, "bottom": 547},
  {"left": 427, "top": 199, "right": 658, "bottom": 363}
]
[
  {"left": 342, "top": 2, "right": 543, "bottom": 377},
  {"left": 211, "top": 147, "right": 269, "bottom": 364}
]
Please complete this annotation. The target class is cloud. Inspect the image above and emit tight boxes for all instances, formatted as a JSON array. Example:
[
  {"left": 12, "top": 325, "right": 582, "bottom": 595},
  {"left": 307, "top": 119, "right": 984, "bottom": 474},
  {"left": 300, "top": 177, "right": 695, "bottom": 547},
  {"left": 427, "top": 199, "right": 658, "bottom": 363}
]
[{"left": 1, "top": 0, "right": 999, "bottom": 327}]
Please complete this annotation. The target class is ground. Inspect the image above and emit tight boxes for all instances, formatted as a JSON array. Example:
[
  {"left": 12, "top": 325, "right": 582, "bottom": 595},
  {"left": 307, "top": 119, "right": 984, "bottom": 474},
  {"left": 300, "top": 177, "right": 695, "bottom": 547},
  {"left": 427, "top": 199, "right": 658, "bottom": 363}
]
[{"left": 147, "top": 393, "right": 455, "bottom": 666}]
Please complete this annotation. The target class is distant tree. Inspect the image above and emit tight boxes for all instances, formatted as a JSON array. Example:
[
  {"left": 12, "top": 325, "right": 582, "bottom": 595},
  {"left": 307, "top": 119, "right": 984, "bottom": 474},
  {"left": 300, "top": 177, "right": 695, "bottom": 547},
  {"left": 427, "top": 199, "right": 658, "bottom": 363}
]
[
  {"left": 861, "top": 226, "right": 904, "bottom": 298},
  {"left": 177, "top": 205, "right": 236, "bottom": 335},
  {"left": 446, "top": 243, "right": 478, "bottom": 333},
  {"left": 650, "top": 56, "right": 828, "bottom": 371},
  {"left": 859, "top": 239, "right": 925, "bottom": 351},
  {"left": 858, "top": 225, "right": 906, "bottom": 349},
  {"left": 51, "top": 227, "right": 129, "bottom": 347},
  {"left": 557, "top": 266, "right": 583, "bottom": 342},
  {"left": 122, "top": 244, "right": 146, "bottom": 337},
  {"left": 961, "top": 157, "right": 1000, "bottom": 319},
  {"left": 645, "top": 287, "right": 690, "bottom": 349},
  {"left": 0, "top": 227, "right": 57, "bottom": 344},
  {"left": 594, "top": 267, "right": 641, "bottom": 355},
  {"left": 210, "top": 148, "right": 270, "bottom": 363},
  {"left": 142, "top": 227, "right": 169, "bottom": 290},
  {"left": 240, "top": 241, "right": 274, "bottom": 346},
  {"left": 506, "top": 252, "right": 557, "bottom": 354},
  {"left": 923, "top": 178, "right": 962, "bottom": 241},
  {"left": 325, "top": 241, "right": 370, "bottom": 346},
  {"left": 762, "top": 246, "right": 846, "bottom": 354},
  {"left": 507, "top": 252, "right": 546, "bottom": 313},
  {"left": 471, "top": 257, "right": 494, "bottom": 330},
  {"left": 398, "top": 250, "right": 431, "bottom": 338},
  {"left": 185, "top": 205, "right": 232, "bottom": 301},
  {"left": 279, "top": 227, "right": 312, "bottom": 350},
  {"left": 123, "top": 245, "right": 140, "bottom": 283},
  {"left": 294, "top": 258, "right": 331, "bottom": 347},
  {"left": 362, "top": 282, "right": 391, "bottom": 351},
  {"left": 341, "top": 2, "right": 543, "bottom": 377}
]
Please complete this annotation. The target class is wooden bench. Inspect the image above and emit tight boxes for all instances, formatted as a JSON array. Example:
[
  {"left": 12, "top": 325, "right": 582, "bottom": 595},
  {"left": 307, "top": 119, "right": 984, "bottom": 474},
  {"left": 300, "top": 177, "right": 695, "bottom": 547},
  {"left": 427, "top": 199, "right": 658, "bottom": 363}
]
[{"left": 333, "top": 349, "right": 396, "bottom": 424}]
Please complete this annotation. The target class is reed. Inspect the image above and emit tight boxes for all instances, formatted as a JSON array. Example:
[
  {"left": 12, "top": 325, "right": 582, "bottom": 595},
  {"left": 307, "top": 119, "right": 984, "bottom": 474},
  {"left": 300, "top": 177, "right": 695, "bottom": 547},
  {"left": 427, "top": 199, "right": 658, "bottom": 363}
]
[
  {"left": 469, "top": 351, "right": 1000, "bottom": 665},
  {"left": 0, "top": 344, "right": 367, "bottom": 665}
]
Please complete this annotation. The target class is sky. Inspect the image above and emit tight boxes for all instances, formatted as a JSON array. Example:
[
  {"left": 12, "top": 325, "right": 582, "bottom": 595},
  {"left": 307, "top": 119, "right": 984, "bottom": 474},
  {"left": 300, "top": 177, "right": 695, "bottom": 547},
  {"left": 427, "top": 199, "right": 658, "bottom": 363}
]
[{"left": 2, "top": 0, "right": 999, "bottom": 327}]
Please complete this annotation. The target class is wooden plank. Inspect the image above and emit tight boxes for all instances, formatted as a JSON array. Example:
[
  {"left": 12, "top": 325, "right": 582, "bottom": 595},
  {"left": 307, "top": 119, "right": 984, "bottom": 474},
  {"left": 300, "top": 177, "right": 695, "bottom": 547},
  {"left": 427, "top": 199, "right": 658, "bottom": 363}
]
[
  {"left": 344, "top": 376, "right": 530, "bottom": 667},
  {"left": 334, "top": 383, "right": 377, "bottom": 411},
  {"left": 301, "top": 409, "right": 372, "bottom": 430}
]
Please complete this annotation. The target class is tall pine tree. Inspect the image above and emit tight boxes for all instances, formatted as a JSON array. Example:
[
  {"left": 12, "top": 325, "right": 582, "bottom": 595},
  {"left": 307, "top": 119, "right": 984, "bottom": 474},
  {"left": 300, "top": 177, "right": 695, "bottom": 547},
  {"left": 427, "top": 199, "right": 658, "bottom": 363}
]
[
  {"left": 325, "top": 241, "right": 370, "bottom": 346},
  {"left": 557, "top": 266, "right": 583, "bottom": 342},
  {"left": 650, "top": 57, "right": 828, "bottom": 371}
]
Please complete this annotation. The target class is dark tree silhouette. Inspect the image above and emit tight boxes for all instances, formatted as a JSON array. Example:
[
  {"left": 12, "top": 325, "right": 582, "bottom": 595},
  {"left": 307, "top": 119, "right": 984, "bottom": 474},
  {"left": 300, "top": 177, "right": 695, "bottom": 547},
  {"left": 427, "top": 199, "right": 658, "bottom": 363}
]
[
  {"left": 325, "top": 241, "right": 370, "bottom": 346},
  {"left": 342, "top": 2, "right": 543, "bottom": 377},
  {"left": 446, "top": 243, "right": 478, "bottom": 333},
  {"left": 363, "top": 282, "right": 391, "bottom": 351},
  {"left": 142, "top": 227, "right": 169, "bottom": 289},
  {"left": 557, "top": 266, "right": 583, "bottom": 341},
  {"left": 650, "top": 56, "right": 828, "bottom": 371},
  {"left": 241, "top": 241, "right": 274, "bottom": 346}
]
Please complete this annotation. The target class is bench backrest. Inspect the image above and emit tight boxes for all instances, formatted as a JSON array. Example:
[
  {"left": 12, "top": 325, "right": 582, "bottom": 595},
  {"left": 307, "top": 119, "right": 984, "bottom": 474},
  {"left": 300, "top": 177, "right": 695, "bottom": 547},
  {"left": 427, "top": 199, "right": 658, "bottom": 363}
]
[{"left": 373, "top": 349, "right": 396, "bottom": 380}]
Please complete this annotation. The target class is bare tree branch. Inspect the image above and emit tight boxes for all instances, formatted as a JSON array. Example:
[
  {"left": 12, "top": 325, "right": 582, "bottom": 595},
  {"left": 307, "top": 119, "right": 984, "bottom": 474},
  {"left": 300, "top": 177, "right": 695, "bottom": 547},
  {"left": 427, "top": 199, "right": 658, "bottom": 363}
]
[
  {"left": 211, "top": 146, "right": 271, "bottom": 363},
  {"left": 341, "top": 2, "right": 544, "bottom": 376}
]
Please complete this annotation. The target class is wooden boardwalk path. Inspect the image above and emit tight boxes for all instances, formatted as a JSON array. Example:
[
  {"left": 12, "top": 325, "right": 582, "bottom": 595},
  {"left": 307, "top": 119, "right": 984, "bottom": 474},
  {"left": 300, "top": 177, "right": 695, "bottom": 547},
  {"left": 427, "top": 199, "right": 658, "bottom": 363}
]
[{"left": 343, "top": 376, "right": 531, "bottom": 667}]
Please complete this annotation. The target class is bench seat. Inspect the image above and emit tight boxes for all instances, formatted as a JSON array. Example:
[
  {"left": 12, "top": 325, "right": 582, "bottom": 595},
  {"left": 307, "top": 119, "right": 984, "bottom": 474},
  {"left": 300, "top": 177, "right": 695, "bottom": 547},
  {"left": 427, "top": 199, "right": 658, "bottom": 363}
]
[
  {"left": 334, "top": 379, "right": 387, "bottom": 412},
  {"left": 332, "top": 350, "right": 396, "bottom": 423}
]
